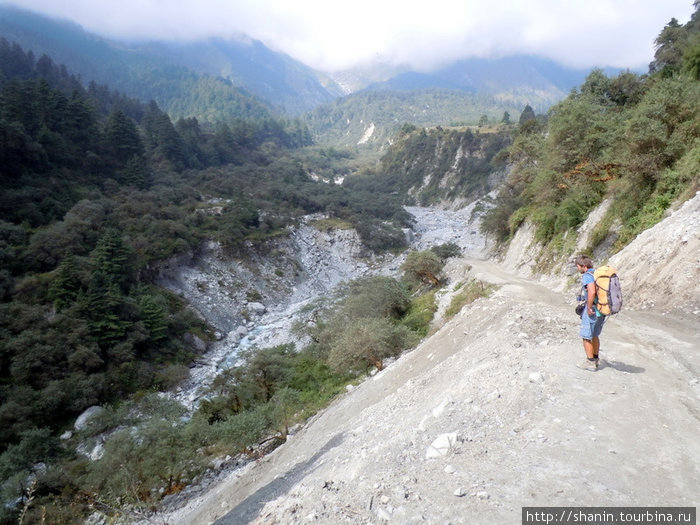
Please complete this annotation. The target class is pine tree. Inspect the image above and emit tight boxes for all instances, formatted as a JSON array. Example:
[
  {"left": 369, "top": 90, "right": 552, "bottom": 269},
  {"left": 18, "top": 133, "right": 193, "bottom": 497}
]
[
  {"left": 84, "top": 270, "right": 132, "bottom": 349},
  {"left": 91, "top": 228, "right": 133, "bottom": 292},
  {"left": 48, "top": 254, "right": 82, "bottom": 311},
  {"left": 138, "top": 295, "right": 168, "bottom": 343},
  {"left": 519, "top": 104, "right": 536, "bottom": 125},
  {"left": 121, "top": 154, "right": 149, "bottom": 188},
  {"left": 104, "top": 109, "right": 143, "bottom": 169}
]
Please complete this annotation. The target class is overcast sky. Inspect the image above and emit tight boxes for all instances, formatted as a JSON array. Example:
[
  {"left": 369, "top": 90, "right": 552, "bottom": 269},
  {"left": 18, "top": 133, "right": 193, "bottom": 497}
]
[{"left": 6, "top": 0, "right": 696, "bottom": 72}]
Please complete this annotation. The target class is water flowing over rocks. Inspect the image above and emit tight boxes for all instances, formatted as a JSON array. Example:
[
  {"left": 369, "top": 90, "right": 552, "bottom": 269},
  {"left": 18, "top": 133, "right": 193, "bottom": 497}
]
[{"left": 156, "top": 203, "right": 490, "bottom": 409}]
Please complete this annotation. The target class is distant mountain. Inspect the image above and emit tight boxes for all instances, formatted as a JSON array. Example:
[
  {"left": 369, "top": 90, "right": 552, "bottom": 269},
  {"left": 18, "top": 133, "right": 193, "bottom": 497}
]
[
  {"left": 362, "top": 56, "right": 619, "bottom": 111},
  {"left": 136, "top": 38, "right": 340, "bottom": 115},
  {"left": 0, "top": 5, "right": 619, "bottom": 134},
  {"left": 0, "top": 5, "right": 328, "bottom": 118}
]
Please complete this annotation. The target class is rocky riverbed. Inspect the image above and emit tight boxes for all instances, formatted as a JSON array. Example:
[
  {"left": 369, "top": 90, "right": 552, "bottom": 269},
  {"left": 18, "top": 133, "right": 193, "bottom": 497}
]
[{"left": 156, "top": 202, "right": 491, "bottom": 410}]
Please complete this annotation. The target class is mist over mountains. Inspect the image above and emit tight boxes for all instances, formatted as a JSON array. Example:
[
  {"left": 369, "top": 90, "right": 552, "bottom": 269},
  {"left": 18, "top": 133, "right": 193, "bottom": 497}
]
[{"left": 0, "top": 5, "right": 615, "bottom": 118}]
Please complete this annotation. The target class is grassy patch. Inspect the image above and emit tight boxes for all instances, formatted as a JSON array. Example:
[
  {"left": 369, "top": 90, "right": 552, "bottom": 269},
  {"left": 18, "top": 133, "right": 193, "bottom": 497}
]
[
  {"left": 444, "top": 279, "right": 496, "bottom": 318},
  {"left": 400, "top": 290, "right": 438, "bottom": 336},
  {"left": 310, "top": 217, "right": 354, "bottom": 231}
]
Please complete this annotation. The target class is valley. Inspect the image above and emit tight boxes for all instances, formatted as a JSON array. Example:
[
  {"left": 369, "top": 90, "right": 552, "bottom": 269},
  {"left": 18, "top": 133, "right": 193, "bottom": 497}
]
[{"left": 0, "top": 4, "right": 697, "bottom": 523}]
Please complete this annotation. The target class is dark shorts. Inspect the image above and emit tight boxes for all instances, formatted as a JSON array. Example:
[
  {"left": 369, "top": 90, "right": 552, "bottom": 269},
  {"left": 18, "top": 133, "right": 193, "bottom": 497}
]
[{"left": 580, "top": 311, "right": 606, "bottom": 340}]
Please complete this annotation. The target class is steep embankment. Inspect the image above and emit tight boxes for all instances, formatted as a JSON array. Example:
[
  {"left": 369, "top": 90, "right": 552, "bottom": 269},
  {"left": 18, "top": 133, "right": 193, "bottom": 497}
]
[{"left": 159, "top": 194, "right": 699, "bottom": 524}]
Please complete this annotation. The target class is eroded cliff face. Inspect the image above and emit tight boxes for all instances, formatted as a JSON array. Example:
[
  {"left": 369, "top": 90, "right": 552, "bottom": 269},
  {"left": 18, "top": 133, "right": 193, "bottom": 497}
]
[
  {"left": 157, "top": 216, "right": 377, "bottom": 335},
  {"left": 499, "top": 192, "right": 700, "bottom": 315},
  {"left": 608, "top": 192, "right": 700, "bottom": 314},
  {"left": 155, "top": 215, "right": 400, "bottom": 407}
]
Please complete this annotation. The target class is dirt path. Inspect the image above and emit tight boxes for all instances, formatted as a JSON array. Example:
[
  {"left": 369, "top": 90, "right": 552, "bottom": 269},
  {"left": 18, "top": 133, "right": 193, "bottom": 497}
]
[{"left": 162, "top": 257, "right": 699, "bottom": 525}]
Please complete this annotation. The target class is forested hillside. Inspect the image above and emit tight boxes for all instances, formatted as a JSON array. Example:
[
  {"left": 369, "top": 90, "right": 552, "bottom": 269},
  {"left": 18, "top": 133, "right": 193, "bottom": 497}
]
[
  {"left": 481, "top": 8, "right": 700, "bottom": 265},
  {"left": 138, "top": 38, "right": 339, "bottom": 115},
  {"left": 305, "top": 88, "right": 522, "bottom": 149},
  {"left": 0, "top": 39, "right": 415, "bottom": 524},
  {"left": 0, "top": 6, "right": 279, "bottom": 122}
]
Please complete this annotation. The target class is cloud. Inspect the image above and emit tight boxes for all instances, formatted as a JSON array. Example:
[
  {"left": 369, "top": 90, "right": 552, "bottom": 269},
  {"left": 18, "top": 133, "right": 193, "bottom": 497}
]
[{"left": 7, "top": 0, "right": 696, "bottom": 71}]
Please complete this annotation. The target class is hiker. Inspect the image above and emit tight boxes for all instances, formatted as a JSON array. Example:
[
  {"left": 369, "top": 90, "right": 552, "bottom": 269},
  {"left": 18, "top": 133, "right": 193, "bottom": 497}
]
[{"left": 575, "top": 255, "right": 606, "bottom": 371}]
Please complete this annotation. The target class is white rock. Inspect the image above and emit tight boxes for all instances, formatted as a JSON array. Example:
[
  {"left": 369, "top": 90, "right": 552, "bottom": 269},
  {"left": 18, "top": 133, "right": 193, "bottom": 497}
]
[
  {"left": 248, "top": 302, "right": 267, "bottom": 314},
  {"left": 426, "top": 432, "right": 459, "bottom": 459},
  {"left": 74, "top": 406, "right": 104, "bottom": 432},
  {"left": 432, "top": 398, "right": 451, "bottom": 417},
  {"left": 528, "top": 372, "right": 544, "bottom": 383},
  {"left": 376, "top": 508, "right": 392, "bottom": 520}
]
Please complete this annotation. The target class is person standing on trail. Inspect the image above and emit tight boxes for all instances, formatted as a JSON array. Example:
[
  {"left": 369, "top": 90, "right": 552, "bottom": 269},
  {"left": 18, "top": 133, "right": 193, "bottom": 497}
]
[{"left": 575, "top": 255, "right": 606, "bottom": 371}]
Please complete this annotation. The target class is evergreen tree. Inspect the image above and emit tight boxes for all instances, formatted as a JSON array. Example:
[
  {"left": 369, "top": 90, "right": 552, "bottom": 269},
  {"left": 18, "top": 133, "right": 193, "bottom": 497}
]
[
  {"left": 104, "top": 109, "right": 143, "bottom": 169},
  {"left": 143, "top": 101, "right": 185, "bottom": 168},
  {"left": 84, "top": 271, "right": 132, "bottom": 349},
  {"left": 650, "top": 18, "right": 688, "bottom": 76},
  {"left": 138, "top": 295, "right": 168, "bottom": 344},
  {"left": 121, "top": 154, "right": 149, "bottom": 188},
  {"left": 48, "top": 253, "right": 82, "bottom": 311},
  {"left": 65, "top": 91, "right": 101, "bottom": 156},
  {"left": 175, "top": 116, "right": 205, "bottom": 167},
  {"left": 519, "top": 104, "right": 536, "bottom": 125},
  {"left": 91, "top": 228, "right": 132, "bottom": 292}
]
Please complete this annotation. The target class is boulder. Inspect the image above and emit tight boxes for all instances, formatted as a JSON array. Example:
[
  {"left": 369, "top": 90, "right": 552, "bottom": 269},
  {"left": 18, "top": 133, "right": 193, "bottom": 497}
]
[
  {"left": 184, "top": 333, "right": 208, "bottom": 352},
  {"left": 425, "top": 432, "right": 459, "bottom": 459},
  {"left": 74, "top": 406, "right": 105, "bottom": 432},
  {"left": 247, "top": 302, "right": 267, "bottom": 315}
]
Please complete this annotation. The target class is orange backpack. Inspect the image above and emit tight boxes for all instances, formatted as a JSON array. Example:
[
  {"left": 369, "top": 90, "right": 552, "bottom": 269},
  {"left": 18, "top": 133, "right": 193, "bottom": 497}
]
[{"left": 593, "top": 265, "right": 623, "bottom": 316}]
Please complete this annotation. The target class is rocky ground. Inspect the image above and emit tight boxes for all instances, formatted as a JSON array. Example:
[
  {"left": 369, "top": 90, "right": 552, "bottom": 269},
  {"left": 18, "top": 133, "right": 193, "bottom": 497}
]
[{"left": 147, "top": 194, "right": 699, "bottom": 525}]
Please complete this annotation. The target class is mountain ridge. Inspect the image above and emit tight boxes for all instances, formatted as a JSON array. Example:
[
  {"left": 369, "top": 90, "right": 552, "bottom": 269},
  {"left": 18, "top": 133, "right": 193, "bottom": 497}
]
[{"left": 1, "top": 5, "right": 613, "bottom": 119}]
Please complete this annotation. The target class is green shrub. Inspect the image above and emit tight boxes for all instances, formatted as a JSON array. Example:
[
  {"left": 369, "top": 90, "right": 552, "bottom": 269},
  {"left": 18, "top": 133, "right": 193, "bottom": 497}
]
[
  {"left": 84, "top": 404, "right": 210, "bottom": 506},
  {"left": 430, "top": 242, "right": 462, "bottom": 261},
  {"left": 328, "top": 318, "right": 419, "bottom": 372},
  {"left": 401, "top": 250, "right": 444, "bottom": 287},
  {"left": 400, "top": 290, "right": 438, "bottom": 336},
  {"left": 339, "top": 276, "right": 412, "bottom": 320},
  {"left": 445, "top": 280, "right": 495, "bottom": 318},
  {"left": 213, "top": 405, "right": 272, "bottom": 454}
]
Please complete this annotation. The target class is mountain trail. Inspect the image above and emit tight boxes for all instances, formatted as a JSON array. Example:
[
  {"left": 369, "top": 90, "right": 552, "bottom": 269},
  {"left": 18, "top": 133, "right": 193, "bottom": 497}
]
[{"left": 161, "top": 256, "right": 699, "bottom": 524}]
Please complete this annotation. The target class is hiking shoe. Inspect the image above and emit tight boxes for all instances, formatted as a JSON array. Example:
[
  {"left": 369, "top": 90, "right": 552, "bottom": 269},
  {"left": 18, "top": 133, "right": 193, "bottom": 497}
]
[{"left": 577, "top": 359, "right": 598, "bottom": 372}]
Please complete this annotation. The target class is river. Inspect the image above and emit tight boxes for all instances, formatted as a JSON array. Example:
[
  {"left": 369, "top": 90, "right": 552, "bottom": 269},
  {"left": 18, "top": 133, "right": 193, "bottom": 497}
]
[{"left": 160, "top": 202, "right": 492, "bottom": 409}]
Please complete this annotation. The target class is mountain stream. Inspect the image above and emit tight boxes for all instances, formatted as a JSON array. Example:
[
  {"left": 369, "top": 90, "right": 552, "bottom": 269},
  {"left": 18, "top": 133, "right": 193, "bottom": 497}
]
[{"left": 157, "top": 203, "right": 490, "bottom": 410}]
